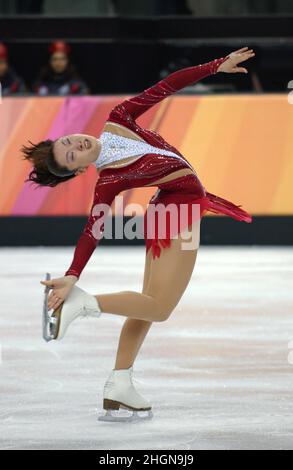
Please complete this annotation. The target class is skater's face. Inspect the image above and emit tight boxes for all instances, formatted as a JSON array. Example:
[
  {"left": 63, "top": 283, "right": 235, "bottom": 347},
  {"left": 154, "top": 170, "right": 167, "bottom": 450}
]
[{"left": 53, "top": 134, "right": 102, "bottom": 175}]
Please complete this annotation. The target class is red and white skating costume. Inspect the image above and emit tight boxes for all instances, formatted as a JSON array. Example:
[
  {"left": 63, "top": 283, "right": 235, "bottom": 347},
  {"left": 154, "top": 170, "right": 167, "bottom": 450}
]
[{"left": 65, "top": 55, "right": 252, "bottom": 279}]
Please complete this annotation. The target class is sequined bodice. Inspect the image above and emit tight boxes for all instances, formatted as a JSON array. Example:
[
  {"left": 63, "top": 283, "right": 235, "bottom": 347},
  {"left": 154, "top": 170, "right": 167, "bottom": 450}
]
[{"left": 95, "top": 132, "right": 194, "bottom": 170}]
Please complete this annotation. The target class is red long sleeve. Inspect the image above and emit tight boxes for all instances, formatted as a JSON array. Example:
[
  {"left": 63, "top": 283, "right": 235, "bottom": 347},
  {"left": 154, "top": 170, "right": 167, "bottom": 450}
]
[
  {"left": 109, "top": 55, "right": 229, "bottom": 121},
  {"left": 64, "top": 177, "right": 126, "bottom": 278}
]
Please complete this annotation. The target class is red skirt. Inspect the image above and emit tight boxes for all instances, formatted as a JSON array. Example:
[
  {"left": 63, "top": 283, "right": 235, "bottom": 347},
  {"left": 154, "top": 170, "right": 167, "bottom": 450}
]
[{"left": 144, "top": 175, "right": 252, "bottom": 259}]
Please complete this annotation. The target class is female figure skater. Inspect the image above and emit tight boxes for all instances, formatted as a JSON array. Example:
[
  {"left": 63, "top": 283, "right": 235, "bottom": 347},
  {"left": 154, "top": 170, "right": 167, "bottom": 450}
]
[{"left": 23, "top": 47, "right": 254, "bottom": 422}]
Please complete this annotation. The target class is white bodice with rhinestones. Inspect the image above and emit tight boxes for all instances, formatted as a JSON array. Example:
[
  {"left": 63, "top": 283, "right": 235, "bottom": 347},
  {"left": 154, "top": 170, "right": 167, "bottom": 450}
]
[{"left": 94, "top": 132, "right": 194, "bottom": 171}]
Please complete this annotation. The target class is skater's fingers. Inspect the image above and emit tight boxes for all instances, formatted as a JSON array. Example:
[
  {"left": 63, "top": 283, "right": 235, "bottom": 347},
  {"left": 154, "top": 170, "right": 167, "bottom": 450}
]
[
  {"left": 48, "top": 296, "right": 56, "bottom": 308},
  {"left": 40, "top": 280, "right": 55, "bottom": 287},
  {"left": 233, "top": 46, "right": 249, "bottom": 53},
  {"left": 47, "top": 292, "right": 58, "bottom": 306},
  {"left": 48, "top": 295, "right": 62, "bottom": 310},
  {"left": 232, "top": 67, "right": 248, "bottom": 73},
  {"left": 48, "top": 291, "right": 60, "bottom": 300},
  {"left": 40, "top": 277, "right": 61, "bottom": 285},
  {"left": 48, "top": 300, "right": 63, "bottom": 311}
]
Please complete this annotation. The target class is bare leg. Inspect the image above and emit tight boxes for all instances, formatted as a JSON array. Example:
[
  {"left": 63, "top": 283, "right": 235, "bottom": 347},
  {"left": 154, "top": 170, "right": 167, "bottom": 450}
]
[
  {"left": 114, "top": 249, "right": 153, "bottom": 370},
  {"left": 96, "top": 221, "right": 199, "bottom": 323},
  {"left": 114, "top": 319, "right": 152, "bottom": 369}
]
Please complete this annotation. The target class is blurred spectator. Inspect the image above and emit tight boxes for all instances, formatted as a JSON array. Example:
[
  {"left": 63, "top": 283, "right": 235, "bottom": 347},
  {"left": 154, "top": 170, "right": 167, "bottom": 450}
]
[
  {"left": 0, "top": 42, "right": 26, "bottom": 96},
  {"left": 33, "top": 40, "right": 89, "bottom": 96}
]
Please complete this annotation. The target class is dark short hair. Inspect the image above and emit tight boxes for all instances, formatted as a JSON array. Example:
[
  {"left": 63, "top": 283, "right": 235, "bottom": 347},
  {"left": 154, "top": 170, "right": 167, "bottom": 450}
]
[
  {"left": 20, "top": 139, "right": 76, "bottom": 187},
  {"left": 45, "top": 140, "right": 75, "bottom": 177}
]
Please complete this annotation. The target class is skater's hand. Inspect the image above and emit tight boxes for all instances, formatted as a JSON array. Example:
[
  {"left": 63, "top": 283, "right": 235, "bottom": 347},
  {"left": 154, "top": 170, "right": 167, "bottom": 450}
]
[
  {"left": 40, "top": 276, "right": 77, "bottom": 311},
  {"left": 217, "top": 47, "right": 255, "bottom": 74}
]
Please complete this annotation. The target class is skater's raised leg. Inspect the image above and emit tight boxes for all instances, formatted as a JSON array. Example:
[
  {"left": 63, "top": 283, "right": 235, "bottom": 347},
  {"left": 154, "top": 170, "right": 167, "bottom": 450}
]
[{"left": 96, "top": 222, "right": 198, "bottom": 323}]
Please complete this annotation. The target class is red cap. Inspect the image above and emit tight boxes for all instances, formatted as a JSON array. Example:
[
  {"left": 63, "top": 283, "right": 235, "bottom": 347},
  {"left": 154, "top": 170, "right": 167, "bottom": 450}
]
[
  {"left": 0, "top": 42, "right": 8, "bottom": 60},
  {"left": 48, "top": 40, "right": 71, "bottom": 56}
]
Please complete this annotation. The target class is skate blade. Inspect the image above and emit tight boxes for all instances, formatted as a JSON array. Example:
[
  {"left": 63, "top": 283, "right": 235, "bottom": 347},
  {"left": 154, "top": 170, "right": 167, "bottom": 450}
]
[
  {"left": 97, "top": 408, "right": 153, "bottom": 423},
  {"left": 42, "top": 273, "right": 62, "bottom": 342},
  {"left": 42, "top": 273, "right": 53, "bottom": 342}
]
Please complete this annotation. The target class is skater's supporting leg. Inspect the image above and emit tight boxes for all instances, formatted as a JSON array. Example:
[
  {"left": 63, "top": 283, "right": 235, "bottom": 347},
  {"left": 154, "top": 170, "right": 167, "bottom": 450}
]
[
  {"left": 96, "top": 222, "right": 198, "bottom": 322},
  {"left": 114, "top": 249, "right": 153, "bottom": 370},
  {"left": 114, "top": 319, "right": 152, "bottom": 370}
]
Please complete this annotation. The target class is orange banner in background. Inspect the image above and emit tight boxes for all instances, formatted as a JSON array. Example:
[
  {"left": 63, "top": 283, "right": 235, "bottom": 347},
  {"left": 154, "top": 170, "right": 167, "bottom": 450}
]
[{"left": 0, "top": 94, "right": 292, "bottom": 216}]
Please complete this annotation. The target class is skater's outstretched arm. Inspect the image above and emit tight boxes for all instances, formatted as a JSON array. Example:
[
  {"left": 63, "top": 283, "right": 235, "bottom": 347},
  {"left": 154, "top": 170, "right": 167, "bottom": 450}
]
[
  {"left": 108, "top": 58, "right": 225, "bottom": 123},
  {"left": 108, "top": 47, "right": 255, "bottom": 123},
  {"left": 108, "top": 57, "right": 228, "bottom": 122}
]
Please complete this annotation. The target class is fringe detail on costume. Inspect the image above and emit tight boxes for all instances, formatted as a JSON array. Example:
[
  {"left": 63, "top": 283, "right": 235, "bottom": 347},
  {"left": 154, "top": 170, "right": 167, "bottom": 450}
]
[
  {"left": 149, "top": 238, "right": 172, "bottom": 259},
  {"left": 146, "top": 191, "right": 252, "bottom": 259},
  {"left": 202, "top": 191, "right": 252, "bottom": 223}
]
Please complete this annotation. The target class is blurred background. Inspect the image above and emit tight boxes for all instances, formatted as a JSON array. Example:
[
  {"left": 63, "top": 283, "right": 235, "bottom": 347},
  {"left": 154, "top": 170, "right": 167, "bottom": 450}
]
[{"left": 0, "top": 0, "right": 292, "bottom": 246}]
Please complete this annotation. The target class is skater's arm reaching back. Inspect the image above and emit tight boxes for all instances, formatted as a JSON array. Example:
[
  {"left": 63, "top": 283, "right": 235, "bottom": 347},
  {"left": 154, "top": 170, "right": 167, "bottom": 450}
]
[
  {"left": 108, "top": 57, "right": 228, "bottom": 123},
  {"left": 108, "top": 47, "right": 255, "bottom": 123}
]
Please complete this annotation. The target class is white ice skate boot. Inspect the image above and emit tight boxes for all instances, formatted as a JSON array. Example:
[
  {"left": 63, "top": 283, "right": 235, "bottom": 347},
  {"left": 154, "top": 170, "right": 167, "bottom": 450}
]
[
  {"left": 43, "top": 277, "right": 101, "bottom": 341},
  {"left": 98, "top": 366, "right": 153, "bottom": 422}
]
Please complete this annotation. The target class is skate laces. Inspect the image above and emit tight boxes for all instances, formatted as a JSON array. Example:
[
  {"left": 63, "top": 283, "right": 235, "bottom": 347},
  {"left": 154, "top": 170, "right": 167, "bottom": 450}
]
[
  {"left": 81, "top": 306, "right": 90, "bottom": 318},
  {"left": 76, "top": 291, "right": 100, "bottom": 319},
  {"left": 79, "top": 304, "right": 98, "bottom": 319}
]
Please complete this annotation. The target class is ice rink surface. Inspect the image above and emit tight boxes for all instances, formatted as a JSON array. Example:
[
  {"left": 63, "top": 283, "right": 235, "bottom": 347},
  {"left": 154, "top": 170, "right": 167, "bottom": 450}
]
[{"left": 0, "top": 245, "right": 292, "bottom": 450}]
